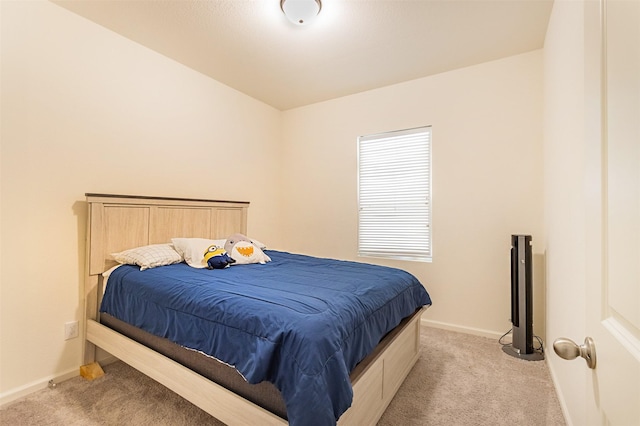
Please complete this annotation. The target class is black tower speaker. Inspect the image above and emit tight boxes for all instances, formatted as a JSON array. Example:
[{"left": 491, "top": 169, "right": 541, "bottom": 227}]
[{"left": 502, "top": 235, "right": 544, "bottom": 361}]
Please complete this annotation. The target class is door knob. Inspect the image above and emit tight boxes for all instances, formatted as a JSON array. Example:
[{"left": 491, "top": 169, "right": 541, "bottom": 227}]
[{"left": 553, "top": 337, "right": 597, "bottom": 369}]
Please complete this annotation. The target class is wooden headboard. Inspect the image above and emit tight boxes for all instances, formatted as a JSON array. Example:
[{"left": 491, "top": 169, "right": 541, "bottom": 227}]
[{"left": 83, "top": 193, "right": 249, "bottom": 362}]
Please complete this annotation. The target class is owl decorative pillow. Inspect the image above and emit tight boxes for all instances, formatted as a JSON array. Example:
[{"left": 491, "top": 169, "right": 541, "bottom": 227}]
[{"left": 224, "top": 233, "right": 271, "bottom": 265}]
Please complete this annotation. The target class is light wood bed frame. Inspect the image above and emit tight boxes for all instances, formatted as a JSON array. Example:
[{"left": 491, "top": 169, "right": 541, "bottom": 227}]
[{"left": 83, "top": 193, "right": 425, "bottom": 425}]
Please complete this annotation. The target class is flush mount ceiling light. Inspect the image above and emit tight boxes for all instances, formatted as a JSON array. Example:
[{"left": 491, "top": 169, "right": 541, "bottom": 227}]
[{"left": 280, "top": 0, "right": 322, "bottom": 26}]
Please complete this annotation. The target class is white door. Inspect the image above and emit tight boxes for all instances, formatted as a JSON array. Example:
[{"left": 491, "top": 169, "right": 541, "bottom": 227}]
[{"left": 582, "top": 0, "right": 640, "bottom": 424}]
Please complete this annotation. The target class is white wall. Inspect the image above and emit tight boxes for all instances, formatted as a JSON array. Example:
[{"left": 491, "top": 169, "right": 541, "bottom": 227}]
[
  {"left": 0, "top": 0, "right": 282, "bottom": 402},
  {"left": 1, "top": 0, "right": 548, "bottom": 405},
  {"left": 543, "top": 1, "right": 588, "bottom": 424},
  {"left": 281, "top": 51, "right": 544, "bottom": 337}
]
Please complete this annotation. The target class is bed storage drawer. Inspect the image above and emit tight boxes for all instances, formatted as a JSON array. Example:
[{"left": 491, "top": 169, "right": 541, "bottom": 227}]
[
  {"left": 383, "top": 316, "right": 420, "bottom": 399},
  {"left": 338, "top": 361, "right": 383, "bottom": 425},
  {"left": 338, "top": 309, "right": 423, "bottom": 425}
]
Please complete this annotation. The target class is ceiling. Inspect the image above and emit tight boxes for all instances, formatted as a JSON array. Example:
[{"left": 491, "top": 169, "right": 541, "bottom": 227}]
[{"left": 52, "top": 0, "right": 553, "bottom": 111}]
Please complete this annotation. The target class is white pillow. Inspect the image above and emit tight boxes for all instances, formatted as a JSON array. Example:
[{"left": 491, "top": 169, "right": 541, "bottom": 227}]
[
  {"left": 112, "top": 243, "right": 182, "bottom": 271},
  {"left": 171, "top": 238, "right": 227, "bottom": 268}
]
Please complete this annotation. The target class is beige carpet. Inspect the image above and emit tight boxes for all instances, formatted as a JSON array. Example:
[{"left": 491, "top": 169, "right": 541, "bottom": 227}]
[{"left": 1, "top": 327, "right": 565, "bottom": 425}]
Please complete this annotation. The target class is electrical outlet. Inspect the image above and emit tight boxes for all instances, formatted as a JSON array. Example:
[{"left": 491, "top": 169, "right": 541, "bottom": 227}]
[{"left": 64, "top": 321, "right": 79, "bottom": 340}]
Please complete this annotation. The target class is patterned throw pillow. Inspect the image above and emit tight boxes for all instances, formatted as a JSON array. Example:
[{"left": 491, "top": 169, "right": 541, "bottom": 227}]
[{"left": 112, "top": 243, "right": 182, "bottom": 271}]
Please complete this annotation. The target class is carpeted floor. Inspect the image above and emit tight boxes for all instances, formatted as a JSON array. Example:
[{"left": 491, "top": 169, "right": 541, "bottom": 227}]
[{"left": 1, "top": 326, "right": 565, "bottom": 425}]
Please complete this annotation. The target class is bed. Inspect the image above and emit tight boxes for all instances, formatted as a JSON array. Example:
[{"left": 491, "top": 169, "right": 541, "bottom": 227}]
[{"left": 83, "top": 193, "right": 431, "bottom": 425}]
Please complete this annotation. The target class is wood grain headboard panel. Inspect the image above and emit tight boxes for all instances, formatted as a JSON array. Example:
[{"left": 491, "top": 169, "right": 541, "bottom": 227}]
[{"left": 86, "top": 194, "right": 249, "bottom": 275}]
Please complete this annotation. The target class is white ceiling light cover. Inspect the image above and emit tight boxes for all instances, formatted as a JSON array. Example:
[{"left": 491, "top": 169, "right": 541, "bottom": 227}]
[{"left": 280, "top": 0, "right": 322, "bottom": 25}]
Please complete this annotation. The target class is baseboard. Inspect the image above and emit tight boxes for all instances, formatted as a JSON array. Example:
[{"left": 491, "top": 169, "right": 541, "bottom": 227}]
[
  {"left": 545, "top": 359, "right": 572, "bottom": 426},
  {"left": 421, "top": 318, "right": 505, "bottom": 340},
  {"left": 0, "top": 354, "right": 120, "bottom": 408},
  {"left": 0, "top": 366, "right": 79, "bottom": 408}
]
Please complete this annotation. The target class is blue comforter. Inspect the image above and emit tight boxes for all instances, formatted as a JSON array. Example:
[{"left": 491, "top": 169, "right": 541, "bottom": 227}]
[{"left": 101, "top": 250, "right": 431, "bottom": 425}]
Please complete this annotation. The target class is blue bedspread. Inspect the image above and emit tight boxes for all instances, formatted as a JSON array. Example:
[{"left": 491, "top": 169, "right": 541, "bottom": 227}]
[{"left": 100, "top": 250, "right": 431, "bottom": 425}]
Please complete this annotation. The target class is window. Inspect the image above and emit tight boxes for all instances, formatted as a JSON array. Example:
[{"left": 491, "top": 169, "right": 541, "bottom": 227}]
[{"left": 357, "top": 126, "right": 432, "bottom": 261}]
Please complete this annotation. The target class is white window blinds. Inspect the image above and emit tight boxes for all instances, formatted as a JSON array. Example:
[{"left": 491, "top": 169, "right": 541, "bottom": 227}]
[{"left": 358, "top": 126, "right": 432, "bottom": 261}]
